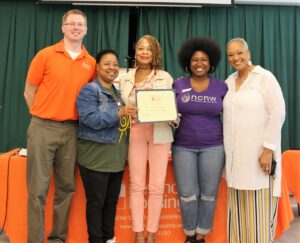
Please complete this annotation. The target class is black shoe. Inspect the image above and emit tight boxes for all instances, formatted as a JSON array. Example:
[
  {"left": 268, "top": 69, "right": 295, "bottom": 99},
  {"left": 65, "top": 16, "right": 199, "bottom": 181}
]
[
  {"left": 195, "top": 239, "right": 205, "bottom": 243},
  {"left": 185, "top": 235, "right": 195, "bottom": 243}
]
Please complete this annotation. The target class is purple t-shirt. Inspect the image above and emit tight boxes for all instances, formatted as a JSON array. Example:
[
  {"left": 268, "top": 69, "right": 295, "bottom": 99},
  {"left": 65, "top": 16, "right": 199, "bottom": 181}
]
[{"left": 173, "top": 76, "right": 228, "bottom": 149}]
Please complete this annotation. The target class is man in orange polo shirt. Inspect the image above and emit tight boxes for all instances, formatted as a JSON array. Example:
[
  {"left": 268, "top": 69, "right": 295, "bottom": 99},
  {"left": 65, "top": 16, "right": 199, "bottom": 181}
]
[{"left": 24, "top": 9, "right": 95, "bottom": 243}]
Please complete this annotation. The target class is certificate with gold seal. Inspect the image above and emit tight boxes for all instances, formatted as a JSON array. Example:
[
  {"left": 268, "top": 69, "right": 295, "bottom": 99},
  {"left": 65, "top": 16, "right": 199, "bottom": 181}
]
[{"left": 136, "top": 89, "right": 178, "bottom": 123}]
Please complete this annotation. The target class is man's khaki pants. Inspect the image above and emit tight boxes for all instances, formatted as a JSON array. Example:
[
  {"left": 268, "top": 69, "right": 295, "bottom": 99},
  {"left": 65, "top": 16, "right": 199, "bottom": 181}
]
[{"left": 26, "top": 117, "right": 77, "bottom": 243}]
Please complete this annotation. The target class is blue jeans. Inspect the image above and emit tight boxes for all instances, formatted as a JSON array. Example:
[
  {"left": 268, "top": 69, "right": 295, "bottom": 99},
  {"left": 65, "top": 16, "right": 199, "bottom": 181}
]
[{"left": 172, "top": 145, "right": 225, "bottom": 236}]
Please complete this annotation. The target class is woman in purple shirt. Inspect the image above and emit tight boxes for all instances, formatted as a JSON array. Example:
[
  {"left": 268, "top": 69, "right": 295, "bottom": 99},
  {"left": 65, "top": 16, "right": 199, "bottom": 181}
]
[{"left": 172, "top": 36, "right": 227, "bottom": 243}]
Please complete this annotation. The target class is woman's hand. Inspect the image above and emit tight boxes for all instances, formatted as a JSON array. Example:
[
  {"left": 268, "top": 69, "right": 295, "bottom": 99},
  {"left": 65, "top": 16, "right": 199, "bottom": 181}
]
[
  {"left": 169, "top": 113, "right": 181, "bottom": 128},
  {"left": 118, "top": 104, "right": 137, "bottom": 118},
  {"left": 259, "top": 148, "right": 273, "bottom": 175}
]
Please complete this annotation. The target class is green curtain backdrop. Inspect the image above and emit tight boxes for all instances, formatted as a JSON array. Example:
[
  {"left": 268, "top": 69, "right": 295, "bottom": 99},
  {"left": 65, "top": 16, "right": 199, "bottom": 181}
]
[
  {"left": 0, "top": 1, "right": 130, "bottom": 152},
  {"left": 137, "top": 5, "right": 300, "bottom": 150},
  {"left": 1, "top": 2, "right": 299, "bottom": 151}
]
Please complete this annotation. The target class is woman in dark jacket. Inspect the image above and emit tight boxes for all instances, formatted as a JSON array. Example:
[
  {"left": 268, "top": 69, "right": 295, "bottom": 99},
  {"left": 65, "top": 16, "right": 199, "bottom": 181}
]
[{"left": 76, "top": 49, "right": 137, "bottom": 243}]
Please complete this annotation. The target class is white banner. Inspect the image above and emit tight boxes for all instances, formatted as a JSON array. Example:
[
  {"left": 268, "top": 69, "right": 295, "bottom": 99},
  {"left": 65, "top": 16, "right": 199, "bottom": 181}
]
[{"left": 40, "top": 0, "right": 233, "bottom": 6}]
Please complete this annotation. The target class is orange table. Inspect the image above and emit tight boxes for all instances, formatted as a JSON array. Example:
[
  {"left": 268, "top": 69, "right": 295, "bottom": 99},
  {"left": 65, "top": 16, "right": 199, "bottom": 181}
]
[
  {"left": 282, "top": 150, "right": 300, "bottom": 214},
  {"left": 0, "top": 149, "right": 294, "bottom": 243},
  {"left": 282, "top": 150, "right": 300, "bottom": 203}
]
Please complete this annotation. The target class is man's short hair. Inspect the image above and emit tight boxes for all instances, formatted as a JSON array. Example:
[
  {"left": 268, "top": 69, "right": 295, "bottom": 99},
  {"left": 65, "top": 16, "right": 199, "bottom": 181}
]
[{"left": 62, "top": 9, "right": 87, "bottom": 26}]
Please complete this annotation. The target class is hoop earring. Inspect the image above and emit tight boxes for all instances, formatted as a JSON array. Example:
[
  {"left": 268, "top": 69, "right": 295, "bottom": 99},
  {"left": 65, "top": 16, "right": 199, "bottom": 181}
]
[
  {"left": 185, "top": 66, "right": 190, "bottom": 73},
  {"left": 248, "top": 60, "right": 252, "bottom": 66},
  {"left": 210, "top": 66, "right": 215, "bottom": 72}
]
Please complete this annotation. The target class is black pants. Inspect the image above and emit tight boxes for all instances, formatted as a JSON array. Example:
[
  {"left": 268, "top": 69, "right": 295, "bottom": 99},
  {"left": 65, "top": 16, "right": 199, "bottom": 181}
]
[{"left": 79, "top": 165, "right": 124, "bottom": 243}]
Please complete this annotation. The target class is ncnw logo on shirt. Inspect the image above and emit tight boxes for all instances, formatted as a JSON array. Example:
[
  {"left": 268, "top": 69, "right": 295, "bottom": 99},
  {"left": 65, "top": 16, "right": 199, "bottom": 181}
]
[{"left": 182, "top": 93, "right": 217, "bottom": 103}]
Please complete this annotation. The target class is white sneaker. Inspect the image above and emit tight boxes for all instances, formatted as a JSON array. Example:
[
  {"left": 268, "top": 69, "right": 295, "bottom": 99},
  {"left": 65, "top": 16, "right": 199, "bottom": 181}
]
[{"left": 106, "top": 237, "right": 117, "bottom": 243}]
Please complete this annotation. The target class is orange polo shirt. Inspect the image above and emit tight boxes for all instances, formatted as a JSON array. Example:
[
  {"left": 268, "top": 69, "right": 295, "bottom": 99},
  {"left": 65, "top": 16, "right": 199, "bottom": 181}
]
[{"left": 26, "top": 40, "right": 96, "bottom": 121}]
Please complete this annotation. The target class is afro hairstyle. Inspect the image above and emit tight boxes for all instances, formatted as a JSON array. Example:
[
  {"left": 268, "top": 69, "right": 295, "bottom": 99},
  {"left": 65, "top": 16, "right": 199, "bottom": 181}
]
[{"left": 178, "top": 36, "right": 221, "bottom": 73}]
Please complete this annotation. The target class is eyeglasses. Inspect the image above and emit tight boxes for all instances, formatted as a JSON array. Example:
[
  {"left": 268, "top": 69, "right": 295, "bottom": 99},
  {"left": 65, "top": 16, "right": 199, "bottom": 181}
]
[{"left": 63, "top": 22, "right": 86, "bottom": 28}]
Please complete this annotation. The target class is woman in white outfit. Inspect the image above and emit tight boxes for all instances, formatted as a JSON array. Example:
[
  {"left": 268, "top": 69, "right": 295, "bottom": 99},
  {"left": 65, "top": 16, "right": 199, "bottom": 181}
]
[{"left": 223, "top": 38, "right": 285, "bottom": 243}]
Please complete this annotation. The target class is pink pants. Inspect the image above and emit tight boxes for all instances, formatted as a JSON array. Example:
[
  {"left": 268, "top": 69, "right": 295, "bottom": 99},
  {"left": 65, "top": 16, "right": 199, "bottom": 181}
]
[{"left": 128, "top": 123, "right": 171, "bottom": 233}]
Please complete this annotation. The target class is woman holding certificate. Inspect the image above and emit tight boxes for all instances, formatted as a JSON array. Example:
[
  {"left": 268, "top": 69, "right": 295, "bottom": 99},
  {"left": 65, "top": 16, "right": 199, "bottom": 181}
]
[
  {"left": 120, "top": 35, "right": 174, "bottom": 243},
  {"left": 172, "top": 36, "right": 227, "bottom": 243}
]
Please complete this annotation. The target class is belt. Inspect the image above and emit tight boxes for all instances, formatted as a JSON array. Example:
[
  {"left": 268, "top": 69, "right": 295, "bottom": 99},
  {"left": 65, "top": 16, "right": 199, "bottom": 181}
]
[{"left": 32, "top": 116, "right": 78, "bottom": 125}]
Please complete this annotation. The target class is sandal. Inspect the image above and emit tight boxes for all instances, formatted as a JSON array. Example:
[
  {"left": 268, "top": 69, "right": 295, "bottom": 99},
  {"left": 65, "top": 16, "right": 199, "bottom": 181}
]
[
  {"left": 195, "top": 234, "right": 205, "bottom": 243},
  {"left": 184, "top": 235, "right": 195, "bottom": 243},
  {"left": 146, "top": 232, "right": 156, "bottom": 243},
  {"left": 135, "top": 232, "right": 145, "bottom": 243}
]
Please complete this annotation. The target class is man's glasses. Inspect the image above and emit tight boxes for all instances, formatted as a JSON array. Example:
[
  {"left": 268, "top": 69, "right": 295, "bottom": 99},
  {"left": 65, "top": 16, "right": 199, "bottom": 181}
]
[{"left": 63, "top": 22, "right": 86, "bottom": 28}]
